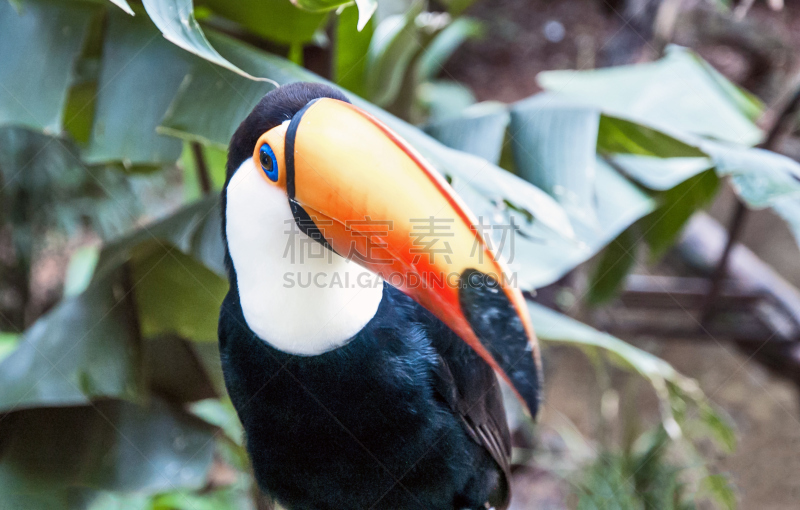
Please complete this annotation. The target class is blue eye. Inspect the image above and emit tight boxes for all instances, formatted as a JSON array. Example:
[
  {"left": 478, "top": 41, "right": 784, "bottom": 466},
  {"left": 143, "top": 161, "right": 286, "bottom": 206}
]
[{"left": 259, "top": 144, "right": 279, "bottom": 182}]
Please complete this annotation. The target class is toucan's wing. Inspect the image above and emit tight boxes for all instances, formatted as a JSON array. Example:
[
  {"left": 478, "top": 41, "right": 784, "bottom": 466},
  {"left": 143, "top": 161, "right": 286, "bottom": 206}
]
[{"left": 423, "top": 316, "right": 512, "bottom": 509}]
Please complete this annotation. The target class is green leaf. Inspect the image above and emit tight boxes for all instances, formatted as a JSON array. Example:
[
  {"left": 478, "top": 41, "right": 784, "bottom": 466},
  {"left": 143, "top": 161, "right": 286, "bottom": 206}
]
[
  {"left": 510, "top": 94, "right": 601, "bottom": 223},
  {"left": 335, "top": 4, "right": 375, "bottom": 96},
  {"left": 144, "top": 335, "right": 218, "bottom": 402},
  {"left": 87, "top": 492, "right": 152, "bottom": 510},
  {"left": 423, "top": 105, "right": 654, "bottom": 289},
  {"left": 201, "top": 0, "right": 328, "bottom": 45},
  {"left": 353, "top": 0, "right": 378, "bottom": 30},
  {"left": 699, "top": 405, "right": 737, "bottom": 454},
  {"left": 0, "top": 197, "right": 224, "bottom": 412},
  {"left": 152, "top": 484, "right": 255, "bottom": 510},
  {"left": 158, "top": 32, "right": 577, "bottom": 245},
  {"left": 364, "top": 4, "right": 423, "bottom": 106},
  {"left": 529, "top": 302, "right": 670, "bottom": 381},
  {"left": 0, "top": 0, "right": 96, "bottom": 133},
  {"left": 180, "top": 142, "right": 227, "bottom": 201},
  {"left": 576, "top": 456, "right": 644, "bottom": 510},
  {"left": 413, "top": 153, "right": 652, "bottom": 290},
  {"left": 63, "top": 80, "right": 99, "bottom": 145},
  {"left": 417, "top": 80, "right": 476, "bottom": 121},
  {"left": 290, "top": 0, "right": 348, "bottom": 11},
  {"left": 540, "top": 46, "right": 763, "bottom": 146},
  {"left": 107, "top": 0, "right": 134, "bottom": 15},
  {"left": 597, "top": 115, "right": 707, "bottom": 158},
  {"left": 190, "top": 341, "right": 227, "bottom": 395},
  {"left": 189, "top": 398, "right": 244, "bottom": 445},
  {"left": 0, "top": 399, "right": 214, "bottom": 500},
  {"left": 642, "top": 169, "right": 720, "bottom": 260},
  {"left": 373, "top": 0, "right": 416, "bottom": 22},
  {"left": 0, "top": 267, "right": 142, "bottom": 412},
  {"left": 528, "top": 301, "right": 701, "bottom": 431},
  {"left": 158, "top": 32, "right": 613, "bottom": 289},
  {"left": 141, "top": 0, "right": 276, "bottom": 82},
  {"left": 92, "top": 196, "right": 224, "bottom": 283},
  {"left": 698, "top": 55, "right": 763, "bottom": 122},
  {"left": 587, "top": 227, "right": 638, "bottom": 305},
  {"left": 132, "top": 242, "right": 228, "bottom": 343},
  {"left": 608, "top": 154, "right": 714, "bottom": 191},
  {"left": 159, "top": 31, "right": 293, "bottom": 148},
  {"left": 85, "top": 8, "right": 190, "bottom": 166},
  {"left": 293, "top": 0, "right": 377, "bottom": 30},
  {"left": 424, "top": 102, "right": 509, "bottom": 164},
  {"left": 700, "top": 474, "right": 737, "bottom": 510},
  {"left": 0, "top": 128, "right": 137, "bottom": 241},
  {"left": 438, "top": 0, "right": 479, "bottom": 15},
  {"left": 415, "top": 17, "right": 483, "bottom": 83},
  {"left": 701, "top": 140, "right": 800, "bottom": 208},
  {"left": 0, "top": 332, "right": 20, "bottom": 364},
  {"left": 772, "top": 196, "right": 800, "bottom": 249},
  {"left": 64, "top": 245, "right": 101, "bottom": 297}
]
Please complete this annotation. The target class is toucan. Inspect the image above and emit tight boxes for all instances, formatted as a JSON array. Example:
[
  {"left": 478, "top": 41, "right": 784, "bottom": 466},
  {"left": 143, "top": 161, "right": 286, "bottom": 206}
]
[{"left": 219, "top": 82, "right": 542, "bottom": 510}]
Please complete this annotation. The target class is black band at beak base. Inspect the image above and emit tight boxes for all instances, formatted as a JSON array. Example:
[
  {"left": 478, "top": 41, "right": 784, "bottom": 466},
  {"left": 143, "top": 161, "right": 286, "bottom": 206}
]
[{"left": 285, "top": 97, "right": 337, "bottom": 254}]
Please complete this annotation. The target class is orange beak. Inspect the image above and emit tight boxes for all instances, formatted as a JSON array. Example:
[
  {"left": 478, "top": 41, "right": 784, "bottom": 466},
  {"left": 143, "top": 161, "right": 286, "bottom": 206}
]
[{"left": 256, "top": 98, "right": 542, "bottom": 416}]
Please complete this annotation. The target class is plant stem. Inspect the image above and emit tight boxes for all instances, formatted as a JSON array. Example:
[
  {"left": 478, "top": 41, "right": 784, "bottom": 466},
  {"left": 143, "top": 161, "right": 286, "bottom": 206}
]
[
  {"left": 702, "top": 200, "right": 747, "bottom": 323},
  {"left": 191, "top": 141, "right": 213, "bottom": 196}
]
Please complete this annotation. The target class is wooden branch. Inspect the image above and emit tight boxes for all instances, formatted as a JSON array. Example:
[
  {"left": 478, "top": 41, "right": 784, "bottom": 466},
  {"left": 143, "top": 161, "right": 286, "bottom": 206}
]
[
  {"left": 620, "top": 274, "right": 761, "bottom": 311},
  {"left": 676, "top": 213, "right": 800, "bottom": 383}
]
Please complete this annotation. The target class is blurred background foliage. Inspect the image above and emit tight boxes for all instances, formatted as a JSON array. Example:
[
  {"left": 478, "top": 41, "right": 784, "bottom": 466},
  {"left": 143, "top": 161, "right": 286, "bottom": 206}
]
[{"left": 3, "top": 0, "right": 800, "bottom": 508}]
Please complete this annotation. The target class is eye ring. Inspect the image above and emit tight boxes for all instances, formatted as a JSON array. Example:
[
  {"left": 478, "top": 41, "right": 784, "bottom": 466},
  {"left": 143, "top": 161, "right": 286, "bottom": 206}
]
[{"left": 259, "top": 144, "right": 279, "bottom": 182}]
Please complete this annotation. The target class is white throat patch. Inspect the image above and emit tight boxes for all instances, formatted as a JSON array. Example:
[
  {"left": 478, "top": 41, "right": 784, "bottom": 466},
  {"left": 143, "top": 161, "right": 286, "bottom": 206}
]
[{"left": 225, "top": 159, "right": 384, "bottom": 356}]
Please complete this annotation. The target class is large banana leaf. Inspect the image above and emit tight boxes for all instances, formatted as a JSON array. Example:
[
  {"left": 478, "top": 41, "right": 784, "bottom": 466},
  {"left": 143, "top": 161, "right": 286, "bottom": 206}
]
[
  {"left": 0, "top": 398, "right": 215, "bottom": 508},
  {"left": 200, "top": 0, "right": 328, "bottom": 45},
  {"left": 424, "top": 97, "right": 658, "bottom": 288},
  {"left": 106, "top": 0, "right": 134, "bottom": 15},
  {"left": 539, "top": 48, "right": 800, "bottom": 250},
  {"left": 608, "top": 154, "right": 714, "bottom": 191},
  {"left": 157, "top": 30, "right": 582, "bottom": 287},
  {"left": 0, "top": 0, "right": 96, "bottom": 133},
  {"left": 423, "top": 102, "right": 509, "bottom": 164},
  {"left": 141, "top": 0, "right": 277, "bottom": 82},
  {"left": 0, "top": 267, "right": 142, "bottom": 411},
  {"left": 84, "top": 8, "right": 190, "bottom": 166},
  {"left": 509, "top": 94, "right": 601, "bottom": 224},
  {"left": 0, "top": 3, "right": 748, "bottom": 508},
  {"left": 0, "top": 197, "right": 222, "bottom": 412},
  {"left": 364, "top": 3, "right": 423, "bottom": 106},
  {"left": 701, "top": 141, "right": 800, "bottom": 208},
  {"left": 415, "top": 18, "right": 483, "bottom": 83},
  {"left": 643, "top": 169, "right": 721, "bottom": 259},
  {"left": 293, "top": 0, "right": 377, "bottom": 32},
  {"left": 538, "top": 45, "right": 764, "bottom": 146},
  {"left": 0, "top": 333, "right": 19, "bottom": 363},
  {"left": 0, "top": 127, "right": 138, "bottom": 243},
  {"left": 156, "top": 29, "right": 674, "bottom": 288},
  {"left": 335, "top": 4, "right": 375, "bottom": 96},
  {"left": 133, "top": 243, "right": 227, "bottom": 343}
]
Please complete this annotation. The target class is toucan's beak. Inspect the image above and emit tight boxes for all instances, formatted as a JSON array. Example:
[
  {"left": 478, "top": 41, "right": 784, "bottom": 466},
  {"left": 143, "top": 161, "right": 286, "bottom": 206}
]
[{"left": 257, "top": 98, "right": 541, "bottom": 416}]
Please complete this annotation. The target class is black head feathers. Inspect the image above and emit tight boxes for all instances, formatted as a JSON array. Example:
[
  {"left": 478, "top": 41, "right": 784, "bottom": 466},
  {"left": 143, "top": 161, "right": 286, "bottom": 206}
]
[
  {"left": 221, "top": 82, "right": 349, "bottom": 280},
  {"left": 225, "top": 82, "right": 350, "bottom": 181}
]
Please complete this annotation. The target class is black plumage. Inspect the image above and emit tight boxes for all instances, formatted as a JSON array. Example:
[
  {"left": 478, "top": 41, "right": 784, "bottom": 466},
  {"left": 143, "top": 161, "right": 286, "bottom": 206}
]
[
  {"left": 219, "top": 283, "right": 510, "bottom": 509},
  {"left": 219, "top": 82, "right": 523, "bottom": 509}
]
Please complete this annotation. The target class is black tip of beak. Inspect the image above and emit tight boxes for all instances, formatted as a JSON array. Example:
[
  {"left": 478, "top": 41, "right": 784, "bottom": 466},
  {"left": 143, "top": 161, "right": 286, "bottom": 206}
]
[{"left": 459, "top": 269, "right": 541, "bottom": 417}]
